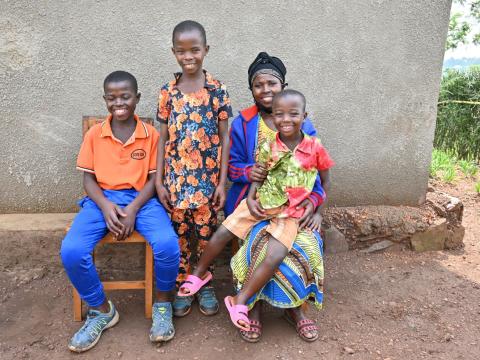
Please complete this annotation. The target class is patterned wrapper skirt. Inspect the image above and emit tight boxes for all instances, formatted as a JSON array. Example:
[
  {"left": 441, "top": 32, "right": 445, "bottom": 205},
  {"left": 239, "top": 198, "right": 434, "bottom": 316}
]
[{"left": 231, "top": 220, "right": 324, "bottom": 310}]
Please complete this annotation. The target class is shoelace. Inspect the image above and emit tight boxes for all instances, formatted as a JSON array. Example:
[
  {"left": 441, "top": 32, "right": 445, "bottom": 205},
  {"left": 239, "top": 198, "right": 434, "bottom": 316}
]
[
  {"left": 77, "top": 312, "right": 107, "bottom": 340},
  {"left": 153, "top": 306, "right": 170, "bottom": 324},
  {"left": 198, "top": 288, "right": 216, "bottom": 302}
]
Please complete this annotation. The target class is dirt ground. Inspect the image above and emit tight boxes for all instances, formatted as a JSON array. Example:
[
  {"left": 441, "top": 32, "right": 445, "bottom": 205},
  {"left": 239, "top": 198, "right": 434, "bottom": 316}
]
[{"left": 1, "top": 178, "right": 479, "bottom": 360}]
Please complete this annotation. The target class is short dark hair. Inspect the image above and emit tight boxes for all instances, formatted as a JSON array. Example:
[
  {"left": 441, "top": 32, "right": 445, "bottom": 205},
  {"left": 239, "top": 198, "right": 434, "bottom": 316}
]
[
  {"left": 273, "top": 89, "right": 307, "bottom": 111},
  {"left": 103, "top": 71, "right": 138, "bottom": 93},
  {"left": 172, "top": 20, "right": 207, "bottom": 45}
]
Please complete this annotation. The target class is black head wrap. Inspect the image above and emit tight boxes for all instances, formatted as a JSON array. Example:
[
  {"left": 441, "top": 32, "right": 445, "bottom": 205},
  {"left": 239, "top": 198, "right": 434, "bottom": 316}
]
[{"left": 248, "top": 52, "right": 287, "bottom": 89}]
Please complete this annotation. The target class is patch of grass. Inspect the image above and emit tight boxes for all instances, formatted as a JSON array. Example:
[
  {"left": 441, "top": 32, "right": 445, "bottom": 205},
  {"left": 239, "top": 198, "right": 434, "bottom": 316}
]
[
  {"left": 430, "top": 149, "right": 456, "bottom": 178},
  {"left": 475, "top": 182, "right": 480, "bottom": 194},
  {"left": 442, "top": 166, "right": 456, "bottom": 183},
  {"left": 435, "top": 66, "right": 480, "bottom": 161},
  {"left": 458, "top": 159, "right": 478, "bottom": 177},
  {"left": 430, "top": 148, "right": 480, "bottom": 183}
]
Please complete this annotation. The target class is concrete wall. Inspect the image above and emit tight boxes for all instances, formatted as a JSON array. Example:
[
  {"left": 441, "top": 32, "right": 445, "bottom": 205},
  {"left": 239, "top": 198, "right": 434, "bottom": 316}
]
[{"left": 0, "top": 0, "right": 451, "bottom": 213}]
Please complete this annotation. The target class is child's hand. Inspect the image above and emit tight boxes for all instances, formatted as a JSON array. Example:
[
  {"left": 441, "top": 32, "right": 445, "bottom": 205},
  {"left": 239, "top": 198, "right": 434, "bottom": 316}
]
[
  {"left": 297, "top": 199, "right": 315, "bottom": 230},
  {"left": 117, "top": 205, "right": 137, "bottom": 241},
  {"left": 247, "top": 197, "right": 265, "bottom": 219},
  {"left": 100, "top": 201, "right": 126, "bottom": 237},
  {"left": 249, "top": 163, "right": 268, "bottom": 183},
  {"left": 156, "top": 184, "right": 172, "bottom": 212},
  {"left": 212, "top": 184, "right": 226, "bottom": 211},
  {"left": 304, "top": 212, "right": 323, "bottom": 232}
]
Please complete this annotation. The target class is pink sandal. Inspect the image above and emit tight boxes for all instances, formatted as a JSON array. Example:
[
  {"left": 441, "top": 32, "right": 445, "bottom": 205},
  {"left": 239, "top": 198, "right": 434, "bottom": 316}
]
[
  {"left": 177, "top": 271, "right": 212, "bottom": 297},
  {"left": 224, "top": 296, "right": 250, "bottom": 331}
]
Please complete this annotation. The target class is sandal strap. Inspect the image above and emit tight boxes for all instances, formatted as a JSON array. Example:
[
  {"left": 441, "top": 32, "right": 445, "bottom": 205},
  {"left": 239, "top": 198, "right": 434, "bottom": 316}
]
[
  {"left": 296, "top": 319, "right": 315, "bottom": 327},
  {"left": 242, "top": 325, "right": 261, "bottom": 334},
  {"left": 249, "top": 320, "right": 262, "bottom": 327}
]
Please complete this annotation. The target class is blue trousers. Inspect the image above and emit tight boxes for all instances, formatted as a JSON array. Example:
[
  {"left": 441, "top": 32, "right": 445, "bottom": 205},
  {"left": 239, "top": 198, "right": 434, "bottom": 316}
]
[{"left": 60, "top": 189, "right": 180, "bottom": 307}]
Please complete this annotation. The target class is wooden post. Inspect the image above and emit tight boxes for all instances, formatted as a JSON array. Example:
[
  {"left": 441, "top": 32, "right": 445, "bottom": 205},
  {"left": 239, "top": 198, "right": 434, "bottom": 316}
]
[
  {"left": 145, "top": 243, "right": 153, "bottom": 319},
  {"left": 73, "top": 288, "right": 83, "bottom": 321}
]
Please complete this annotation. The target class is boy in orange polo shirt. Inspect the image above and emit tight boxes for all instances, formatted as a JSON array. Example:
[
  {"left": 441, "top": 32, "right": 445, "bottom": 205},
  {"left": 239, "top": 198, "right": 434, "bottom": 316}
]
[{"left": 60, "top": 71, "right": 180, "bottom": 353}]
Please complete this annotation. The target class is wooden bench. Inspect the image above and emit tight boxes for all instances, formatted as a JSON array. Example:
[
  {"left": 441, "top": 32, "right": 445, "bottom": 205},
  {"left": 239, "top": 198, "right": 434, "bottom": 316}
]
[{"left": 72, "top": 115, "right": 155, "bottom": 321}]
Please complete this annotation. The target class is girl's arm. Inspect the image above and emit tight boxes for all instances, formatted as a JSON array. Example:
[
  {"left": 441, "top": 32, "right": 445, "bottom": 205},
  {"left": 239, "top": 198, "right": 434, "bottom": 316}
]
[
  {"left": 155, "top": 122, "right": 172, "bottom": 212},
  {"left": 212, "top": 119, "right": 229, "bottom": 211}
]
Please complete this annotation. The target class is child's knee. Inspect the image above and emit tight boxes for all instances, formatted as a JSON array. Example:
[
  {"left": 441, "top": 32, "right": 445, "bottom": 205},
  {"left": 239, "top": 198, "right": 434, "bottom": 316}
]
[
  {"left": 60, "top": 237, "right": 90, "bottom": 270},
  {"left": 150, "top": 231, "right": 180, "bottom": 264}
]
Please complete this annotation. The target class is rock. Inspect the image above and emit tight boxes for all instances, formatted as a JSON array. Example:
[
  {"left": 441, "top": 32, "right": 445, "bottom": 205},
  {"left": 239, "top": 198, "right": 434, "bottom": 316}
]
[
  {"left": 362, "top": 240, "right": 394, "bottom": 253},
  {"left": 344, "top": 346, "right": 355, "bottom": 354},
  {"left": 324, "top": 226, "right": 348, "bottom": 254},
  {"left": 445, "top": 225, "right": 465, "bottom": 250},
  {"left": 410, "top": 219, "right": 447, "bottom": 252}
]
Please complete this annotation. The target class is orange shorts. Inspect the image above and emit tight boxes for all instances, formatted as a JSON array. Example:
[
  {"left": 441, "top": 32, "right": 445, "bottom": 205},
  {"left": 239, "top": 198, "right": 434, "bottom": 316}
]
[{"left": 221, "top": 199, "right": 299, "bottom": 250}]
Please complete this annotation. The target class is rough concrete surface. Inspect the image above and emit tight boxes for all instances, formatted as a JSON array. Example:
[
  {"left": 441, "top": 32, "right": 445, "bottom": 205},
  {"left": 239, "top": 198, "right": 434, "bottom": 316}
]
[{"left": 0, "top": 1, "right": 452, "bottom": 212}]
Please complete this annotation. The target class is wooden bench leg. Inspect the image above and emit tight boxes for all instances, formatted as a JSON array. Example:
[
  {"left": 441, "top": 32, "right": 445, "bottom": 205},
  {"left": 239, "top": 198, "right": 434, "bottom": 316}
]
[
  {"left": 145, "top": 243, "right": 153, "bottom": 319},
  {"left": 73, "top": 288, "right": 83, "bottom": 322}
]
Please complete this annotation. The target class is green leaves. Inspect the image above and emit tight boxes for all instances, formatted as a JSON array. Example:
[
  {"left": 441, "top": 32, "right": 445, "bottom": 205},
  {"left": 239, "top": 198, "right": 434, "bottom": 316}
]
[{"left": 435, "top": 67, "right": 480, "bottom": 161}]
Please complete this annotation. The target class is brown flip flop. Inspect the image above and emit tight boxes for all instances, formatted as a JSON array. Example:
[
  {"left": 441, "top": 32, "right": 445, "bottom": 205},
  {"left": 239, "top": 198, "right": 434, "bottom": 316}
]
[
  {"left": 239, "top": 320, "right": 262, "bottom": 343},
  {"left": 283, "top": 310, "right": 319, "bottom": 342}
]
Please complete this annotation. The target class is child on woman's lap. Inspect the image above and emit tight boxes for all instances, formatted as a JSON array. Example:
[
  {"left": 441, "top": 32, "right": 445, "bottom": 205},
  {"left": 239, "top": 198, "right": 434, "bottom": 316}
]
[{"left": 178, "top": 89, "right": 334, "bottom": 330}]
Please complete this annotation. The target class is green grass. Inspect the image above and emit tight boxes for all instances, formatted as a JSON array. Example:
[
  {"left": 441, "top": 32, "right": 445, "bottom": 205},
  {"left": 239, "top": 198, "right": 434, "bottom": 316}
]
[
  {"left": 475, "top": 182, "right": 480, "bottom": 194},
  {"left": 458, "top": 159, "right": 478, "bottom": 177},
  {"left": 435, "top": 66, "right": 480, "bottom": 161},
  {"left": 442, "top": 167, "right": 456, "bottom": 183},
  {"left": 430, "top": 148, "right": 480, "bottom": 184},
  {"left": 430, "top": 149, "right": 457, "bottom": 180}
]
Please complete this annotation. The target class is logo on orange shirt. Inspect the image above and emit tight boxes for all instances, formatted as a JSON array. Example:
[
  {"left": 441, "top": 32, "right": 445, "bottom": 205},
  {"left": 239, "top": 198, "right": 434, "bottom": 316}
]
[{"left": 131, "top": 149, "right": 146, "bottom": 160}]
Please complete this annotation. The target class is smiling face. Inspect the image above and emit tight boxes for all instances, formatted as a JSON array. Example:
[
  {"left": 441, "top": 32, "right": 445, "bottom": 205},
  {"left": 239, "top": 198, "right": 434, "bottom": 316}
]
[
  {"left": 251, "top": 73, "right": 283, "bottom": 111},
  {"left": 172, "top": 29, "right": 209, "bottom": 75},
  {"left": 103, "top": 80, "right": 140, "bottom": 122},
  {"left": 272, "top": 93, "right": 306, "bottom": 139}
]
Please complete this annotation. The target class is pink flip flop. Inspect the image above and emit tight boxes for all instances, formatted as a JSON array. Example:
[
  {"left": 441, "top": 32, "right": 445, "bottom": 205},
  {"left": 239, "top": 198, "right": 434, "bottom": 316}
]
[
  {"left": 178, "top": 271, "right": 212, "bottom": 297},
  {"left": 224, "top": 296, "right": 250, "bottom": 331}
]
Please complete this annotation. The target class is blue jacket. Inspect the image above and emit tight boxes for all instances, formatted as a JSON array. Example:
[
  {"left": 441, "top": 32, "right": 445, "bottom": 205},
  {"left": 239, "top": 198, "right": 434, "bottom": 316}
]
[{"left": 225, "top": 105, "right": 326, "bottom": 216}]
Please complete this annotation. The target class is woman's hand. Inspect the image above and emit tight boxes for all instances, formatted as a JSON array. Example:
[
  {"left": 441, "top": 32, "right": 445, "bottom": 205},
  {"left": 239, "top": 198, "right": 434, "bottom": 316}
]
[
  {"left": 303, "top": 212, "right": 323, "bottom": 232},
  {"left": 248, "top": 163, "right": 268, "bottom": 183},
  {"left": 297, "top": 199, "right": 315, "bottom": 230}
]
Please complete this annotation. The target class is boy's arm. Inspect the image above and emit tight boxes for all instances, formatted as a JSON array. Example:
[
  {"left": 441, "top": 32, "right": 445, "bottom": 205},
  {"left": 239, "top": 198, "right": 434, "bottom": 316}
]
[
  {"left": 212, "top": 119, "right": 229, "bottom": 211},
  {"left": 83, "top": 172, "right": 126, "bottom": 237},
  {"left": 155, "top": 122, "right": 172, "bottom": 212}
]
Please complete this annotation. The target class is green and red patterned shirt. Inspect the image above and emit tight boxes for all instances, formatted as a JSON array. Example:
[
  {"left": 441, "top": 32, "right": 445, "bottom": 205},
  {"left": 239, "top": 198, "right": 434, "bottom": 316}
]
[
  {"left": 157, "top": 71, "right": 233, "bottom": 209},
  {"left": 257, "top": 132, "right": 334, "bottom": 218}
]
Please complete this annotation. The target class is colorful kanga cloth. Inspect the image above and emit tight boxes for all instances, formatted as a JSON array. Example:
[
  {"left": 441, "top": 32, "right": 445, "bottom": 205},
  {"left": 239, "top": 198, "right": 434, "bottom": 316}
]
[
  {"left": 157, "top": 71, "right": 233, "bottom": 209},
  {"left": 231, "top": 220, "right": 325, "bottom": 310},
  {"left": 255, "top": 116, "right": 277, "bottom": 161},
  {"left": 257, "top": 132, "right": 334, "bottom": 218}
]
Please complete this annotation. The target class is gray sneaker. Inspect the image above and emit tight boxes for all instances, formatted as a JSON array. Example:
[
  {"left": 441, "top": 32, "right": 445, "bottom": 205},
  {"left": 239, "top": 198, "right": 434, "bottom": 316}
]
[
  {"left": 196, "top": 286, "right": 219, "bottom": 316},
  {"left": 172, "top": 294, "right": 194, "bottom": 317},
  {"left": 149, "top": 302, "right": 175, "bottom": 342},
  {"left": 68, "top": 300, "right": 119, "bottom": 353}
]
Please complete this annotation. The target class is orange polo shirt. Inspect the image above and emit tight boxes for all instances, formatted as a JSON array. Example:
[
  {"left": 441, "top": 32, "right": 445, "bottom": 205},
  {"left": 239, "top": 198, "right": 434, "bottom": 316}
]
[{"left": 76, "top": 114, "right": 159, "bottom": 191}]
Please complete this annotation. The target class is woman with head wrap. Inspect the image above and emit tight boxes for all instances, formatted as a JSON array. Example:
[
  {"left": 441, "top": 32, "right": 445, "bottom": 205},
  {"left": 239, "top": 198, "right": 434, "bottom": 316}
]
[{"left": 225, "top": 52, "right": 330, "bottom": 342}]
